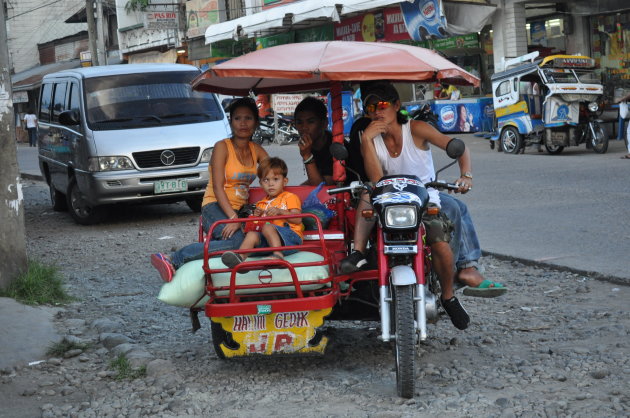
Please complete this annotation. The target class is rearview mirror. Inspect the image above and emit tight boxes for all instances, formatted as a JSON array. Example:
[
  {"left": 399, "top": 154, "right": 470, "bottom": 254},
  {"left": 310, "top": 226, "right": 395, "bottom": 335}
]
[
  {"left": 329, "top": 142, "right": 349, "bottom": 161},
  {"left": 446, "top": 138, "right": 465, "bottom": 159},
  {"left": 59, "top": 109, "right": 80, "bottom": 126}
]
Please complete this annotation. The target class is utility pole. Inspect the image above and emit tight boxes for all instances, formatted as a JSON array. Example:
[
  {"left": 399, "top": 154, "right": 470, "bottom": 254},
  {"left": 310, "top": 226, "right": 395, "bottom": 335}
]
[
  {"left": 86, "top": 0, "right": 100, "bottom": 66},
  {"left": 0, "top": 3, "right": 28, "bottom": 289},
  {"left": 96, "top": 0, "right": 107, "bottom": 65}
]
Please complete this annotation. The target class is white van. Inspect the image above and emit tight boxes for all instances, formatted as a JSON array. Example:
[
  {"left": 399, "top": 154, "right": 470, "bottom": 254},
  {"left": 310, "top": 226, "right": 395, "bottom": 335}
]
[{"left": 37, "top": 64, "right": 230, "bottom": 224}]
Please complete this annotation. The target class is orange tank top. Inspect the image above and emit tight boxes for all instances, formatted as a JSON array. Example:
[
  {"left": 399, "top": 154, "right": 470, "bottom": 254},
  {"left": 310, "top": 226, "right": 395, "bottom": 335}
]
[{"left": 202, "top": 139, "right": 259, "bottom": 209}]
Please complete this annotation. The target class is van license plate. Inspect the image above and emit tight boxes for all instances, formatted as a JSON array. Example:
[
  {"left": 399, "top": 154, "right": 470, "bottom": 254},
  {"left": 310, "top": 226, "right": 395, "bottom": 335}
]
[{"left": 154, "top": 179, "right": 188, "bottom": 194}]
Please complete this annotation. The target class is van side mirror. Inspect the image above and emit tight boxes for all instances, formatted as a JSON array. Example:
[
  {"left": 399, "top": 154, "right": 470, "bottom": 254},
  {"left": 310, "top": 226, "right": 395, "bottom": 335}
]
[{"left": 59, "top": 109, "right": 80, "bottom": 126}]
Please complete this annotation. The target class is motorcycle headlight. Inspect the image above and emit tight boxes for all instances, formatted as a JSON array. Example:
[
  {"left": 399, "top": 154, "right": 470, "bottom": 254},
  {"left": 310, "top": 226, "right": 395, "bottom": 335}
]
[
  {"left": 588, "top": 102, "right": 599, "bottom": 112},
  {"left": 384, "top": 205, "right": 417, "bottom": 229},
  {"left": 200, "top": 147, "right": 213, "bottom": 163},
  {"left": 88, "top": 156, "right": 134, "bottom": 172}
]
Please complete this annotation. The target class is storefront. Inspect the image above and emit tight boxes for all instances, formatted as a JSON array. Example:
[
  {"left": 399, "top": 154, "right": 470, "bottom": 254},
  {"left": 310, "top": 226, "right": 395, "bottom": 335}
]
[{"left": 589, "top": 11, "right": 630, "bottom": 98}]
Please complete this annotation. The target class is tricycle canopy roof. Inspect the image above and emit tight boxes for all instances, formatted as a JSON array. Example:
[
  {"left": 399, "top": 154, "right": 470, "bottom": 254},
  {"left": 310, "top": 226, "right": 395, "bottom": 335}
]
[
  {"left": 490, "top": 62, "right": 539, "bottom": 82},
  {"left": 191, "top": 41, "right": 480, "bottom": 96}
]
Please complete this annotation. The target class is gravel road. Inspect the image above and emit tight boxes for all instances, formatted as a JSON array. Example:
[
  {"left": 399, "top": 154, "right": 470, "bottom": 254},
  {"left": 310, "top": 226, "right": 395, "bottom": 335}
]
[{"left": 1, "top": 179, "right": 628, "bottom": 418}]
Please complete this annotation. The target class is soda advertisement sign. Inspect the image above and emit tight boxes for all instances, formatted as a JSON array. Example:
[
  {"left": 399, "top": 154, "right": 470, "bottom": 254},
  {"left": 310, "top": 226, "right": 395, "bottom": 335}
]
[
  {"left": 334, "top": 7, "right": 411, "bottom": 42},
  {"left": 400, "top": 0, "right": 449, "bottom": 41}
]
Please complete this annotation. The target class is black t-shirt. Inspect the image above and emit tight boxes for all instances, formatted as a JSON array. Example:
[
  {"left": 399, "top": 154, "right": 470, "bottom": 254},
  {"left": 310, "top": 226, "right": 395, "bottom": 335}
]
[{"left": 312, "top": 131, "right": 333, "bottom": 178}]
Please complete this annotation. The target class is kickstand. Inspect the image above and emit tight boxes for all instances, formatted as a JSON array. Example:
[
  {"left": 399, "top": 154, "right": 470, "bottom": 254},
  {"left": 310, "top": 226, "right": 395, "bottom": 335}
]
[{"left": 190, "top": 309, "right": 201, "bottom": 333}]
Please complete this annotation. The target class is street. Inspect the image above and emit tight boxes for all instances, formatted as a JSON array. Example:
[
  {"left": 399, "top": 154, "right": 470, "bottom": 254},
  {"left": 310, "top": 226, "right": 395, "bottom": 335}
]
[
  {"left": 0, "top": 178, "right": 627, "bottom": 417},
  {"left": 18, "top": 135, "right": 630, "bottom": 281}
]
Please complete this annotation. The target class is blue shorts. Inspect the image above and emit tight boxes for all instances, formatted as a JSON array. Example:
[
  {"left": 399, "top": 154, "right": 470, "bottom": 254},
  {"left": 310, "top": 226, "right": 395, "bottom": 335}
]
[{"left": 257, "top": 224, "right": 302, "bottom": 255}]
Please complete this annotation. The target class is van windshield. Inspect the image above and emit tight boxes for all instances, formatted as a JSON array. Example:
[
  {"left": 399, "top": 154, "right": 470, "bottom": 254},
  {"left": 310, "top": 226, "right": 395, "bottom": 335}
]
[{"left": 84, "top": 71, "right": 223, "bottom": 130}]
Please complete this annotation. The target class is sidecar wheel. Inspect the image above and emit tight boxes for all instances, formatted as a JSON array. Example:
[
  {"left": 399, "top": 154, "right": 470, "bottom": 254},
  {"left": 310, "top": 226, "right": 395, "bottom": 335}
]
[
  {"left": 500, "top": 126, "right": 522, "bottom": 154},
  {"left": 393, "top": 285, "right": 415, "bottom": 398}
]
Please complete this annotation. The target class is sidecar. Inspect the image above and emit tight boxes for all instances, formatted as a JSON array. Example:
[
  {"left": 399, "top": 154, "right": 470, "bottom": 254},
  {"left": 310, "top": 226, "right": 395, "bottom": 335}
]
[{"left": 199, "top": 185, "right": 350, "bottom": 358}]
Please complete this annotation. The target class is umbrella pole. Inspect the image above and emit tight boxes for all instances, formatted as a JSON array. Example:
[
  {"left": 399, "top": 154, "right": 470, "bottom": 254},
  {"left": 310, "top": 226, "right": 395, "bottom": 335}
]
[{"left": 331, "top": 81, "right": 346, "bottom": 184}]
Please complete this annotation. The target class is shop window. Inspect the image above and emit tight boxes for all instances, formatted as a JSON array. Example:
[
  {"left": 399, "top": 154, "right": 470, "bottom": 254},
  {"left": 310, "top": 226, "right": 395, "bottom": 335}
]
[
  {"left": 39, "top": 83, "right": 53, "bottom": 123},
  {"left": 495, "top": 80, "right": 510, "bottom": 97},
  {"left": 51, "top": 82, "right": 67, "bottom": 123}
]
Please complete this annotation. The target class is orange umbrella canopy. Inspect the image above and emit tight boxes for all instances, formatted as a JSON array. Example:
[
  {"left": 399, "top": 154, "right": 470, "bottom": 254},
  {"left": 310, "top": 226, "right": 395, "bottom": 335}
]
[{"left": 192, "top": 41, "right": 479, "bottom": 95}]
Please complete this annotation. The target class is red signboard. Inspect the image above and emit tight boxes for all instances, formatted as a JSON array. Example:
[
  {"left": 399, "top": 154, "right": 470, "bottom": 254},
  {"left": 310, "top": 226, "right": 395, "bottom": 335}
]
[{"left": 334, "top": 6, "right": 411, "bottom": 43}]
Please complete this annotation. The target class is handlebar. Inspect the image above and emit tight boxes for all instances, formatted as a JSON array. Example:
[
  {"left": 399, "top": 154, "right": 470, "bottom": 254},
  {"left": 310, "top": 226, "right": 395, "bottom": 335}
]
[{"left": 424, "top": 180, "right": 460, "bottom": 191}]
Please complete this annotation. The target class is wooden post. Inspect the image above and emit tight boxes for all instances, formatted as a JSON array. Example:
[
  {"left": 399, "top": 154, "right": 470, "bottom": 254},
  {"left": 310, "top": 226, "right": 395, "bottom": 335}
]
[{"left": 0, "top": 3, "right": 28, "bottom": 289}]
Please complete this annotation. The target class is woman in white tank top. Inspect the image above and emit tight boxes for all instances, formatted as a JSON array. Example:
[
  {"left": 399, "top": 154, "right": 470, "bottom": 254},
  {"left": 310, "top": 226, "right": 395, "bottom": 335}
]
[{"left": 341, "top": 81, "right": 474, "bottom": 330}]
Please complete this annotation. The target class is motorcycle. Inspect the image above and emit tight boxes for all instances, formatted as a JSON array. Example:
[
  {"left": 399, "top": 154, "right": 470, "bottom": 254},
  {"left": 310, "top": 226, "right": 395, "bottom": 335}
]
[
  {"left": 326, "top": 139, "right": 465, "bottom": 397},
  {"left": 411, "top": 103, "right": 439, "bottom": 130},
  {"left": 254, "top": 112, "right": 300, "bottom": 145},
  {"left": 198, "top": 138, "right": 465, "bottom": 398}
]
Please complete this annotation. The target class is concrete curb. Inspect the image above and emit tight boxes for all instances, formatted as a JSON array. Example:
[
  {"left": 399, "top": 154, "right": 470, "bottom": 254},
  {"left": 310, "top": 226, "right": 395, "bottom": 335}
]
[
  {"left": 482, "top": 250, "right": 630, "bottom": 287},
  {"left": 21, "top": 173, "right": 44, "bottom": 182}
]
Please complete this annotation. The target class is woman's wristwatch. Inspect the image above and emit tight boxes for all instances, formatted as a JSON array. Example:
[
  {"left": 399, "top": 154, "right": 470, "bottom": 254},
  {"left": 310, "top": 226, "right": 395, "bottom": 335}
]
[{"left": 461, "top": 172, "right": 473, "bottom": 179}]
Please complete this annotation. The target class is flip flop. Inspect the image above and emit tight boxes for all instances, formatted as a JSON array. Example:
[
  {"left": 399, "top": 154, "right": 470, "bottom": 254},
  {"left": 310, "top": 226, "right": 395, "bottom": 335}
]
[
  {"left": 221, "top": 251, "right": 244, "bottom": 269},
  {"left": 462, "top": 279, "right": 507, "bottom": 298},
  {"left": 151, "top": 253, "right": 175, "bottom": 283}
]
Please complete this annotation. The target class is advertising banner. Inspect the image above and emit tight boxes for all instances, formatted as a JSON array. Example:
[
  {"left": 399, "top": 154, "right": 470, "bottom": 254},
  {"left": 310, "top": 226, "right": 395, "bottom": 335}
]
[
  {"left": 327, "top": 91, "right": 354, "bottom": 136},
  {"left": 295, "top": 24, "right": 334, "bottom": 42},
  {"left": 272, "top": 94, "right": 305, "bottom": 114},
  {"left": 432, "top": 33, "right": 479, "bottom": 51},
  {"left": 400, "top": 0, "right": 449, "bottom": 41},
  {"left": 334, "top": 7, "right": 411, "bottom": 43},
  {"left": 530, "top": 21, "right": 547, "bottom": 46},
  {"left": 186, "top": 0, "right": 220, "bottom": 39},
  {"left": 145, "top": 11, "right": 178, "bottom": 30},
  {"left": 256, "top": 32, "right": 295, "bottom": 49},
  {"left": 432, "top": 98, "right": 493, "bottom": 133}
]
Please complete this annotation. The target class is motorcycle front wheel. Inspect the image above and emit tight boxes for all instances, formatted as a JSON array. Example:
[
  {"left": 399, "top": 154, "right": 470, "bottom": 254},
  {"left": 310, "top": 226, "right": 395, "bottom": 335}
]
[
  {"left": 393, "top": 285, "right": 415, "bottom": 398},
  {"left": 590, "top": 123, "right": 608, "bottom": 154}
]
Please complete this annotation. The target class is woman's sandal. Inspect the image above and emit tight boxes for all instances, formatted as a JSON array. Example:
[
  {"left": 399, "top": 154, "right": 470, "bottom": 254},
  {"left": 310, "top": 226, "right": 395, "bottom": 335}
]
[
  {"left": 462, "top": 279, "right": 507, "bottom": 298},
  {"left": 150, "top": 253, "right": 175, "bottom": 283},
  {"left": 621, "top": 155, "right": 630, "bottom": 159}
]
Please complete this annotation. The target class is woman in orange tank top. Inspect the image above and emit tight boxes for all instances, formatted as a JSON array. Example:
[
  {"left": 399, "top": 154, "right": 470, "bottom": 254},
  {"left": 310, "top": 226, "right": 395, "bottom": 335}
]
[{"left": 152, "top": 97, "right": 269, "bottom": 277}]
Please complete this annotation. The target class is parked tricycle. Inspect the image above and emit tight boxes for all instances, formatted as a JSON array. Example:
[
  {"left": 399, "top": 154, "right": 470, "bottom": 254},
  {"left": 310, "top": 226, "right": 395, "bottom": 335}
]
[
  {"left": 178, "top": 41, "right": 479, "bottom": 398},
  {"left": 488, "top": 52, "right": 608, "bottom": 154}
]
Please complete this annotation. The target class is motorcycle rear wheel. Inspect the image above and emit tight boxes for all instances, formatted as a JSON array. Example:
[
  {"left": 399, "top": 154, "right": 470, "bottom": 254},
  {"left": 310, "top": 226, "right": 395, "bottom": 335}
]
[{"left": 393, "top": 285, "right": 415, "bottom": 398}]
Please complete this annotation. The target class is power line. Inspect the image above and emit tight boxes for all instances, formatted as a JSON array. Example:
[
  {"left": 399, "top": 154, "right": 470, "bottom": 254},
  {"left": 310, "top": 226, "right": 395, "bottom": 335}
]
[{"left": 7, "top": 0, "right": 63, "bottom": 20}]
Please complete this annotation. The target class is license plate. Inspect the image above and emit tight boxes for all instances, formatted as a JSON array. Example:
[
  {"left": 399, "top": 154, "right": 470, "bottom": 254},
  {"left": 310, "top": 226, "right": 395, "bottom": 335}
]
[{"left": 154, "top": 179, "right": 188, "bottom": 194}]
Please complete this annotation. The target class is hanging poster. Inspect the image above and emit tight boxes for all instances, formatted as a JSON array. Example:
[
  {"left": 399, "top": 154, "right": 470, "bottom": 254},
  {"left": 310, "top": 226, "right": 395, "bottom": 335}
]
[
  {"left": 334, "top": 7, "right": 411, "bottom": 42},
  {"left": 530, "top": 21, "right": 547, "bottom": 46},
  {"left": 400, "top": 0, "right": 449, "bottom": 41}
]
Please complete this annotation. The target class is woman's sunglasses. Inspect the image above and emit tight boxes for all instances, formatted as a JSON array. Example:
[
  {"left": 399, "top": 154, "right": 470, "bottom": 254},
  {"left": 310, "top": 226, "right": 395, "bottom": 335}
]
[{"left": 364, "top": 101, "right": 393, "bottom": 113}]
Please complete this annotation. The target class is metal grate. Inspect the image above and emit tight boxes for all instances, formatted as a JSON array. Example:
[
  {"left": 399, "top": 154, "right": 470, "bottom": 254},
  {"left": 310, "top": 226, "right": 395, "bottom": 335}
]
[{"left": 132, "top": 147, "right": 200, "bottom": 168}]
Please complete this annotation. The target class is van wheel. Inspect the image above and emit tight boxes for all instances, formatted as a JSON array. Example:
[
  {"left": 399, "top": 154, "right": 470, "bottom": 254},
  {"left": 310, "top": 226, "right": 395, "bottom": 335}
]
[
  {"left": 49, "top": 184, "right": 67, "bottom": 211},
  {"left": 66, "top": 178, "right": 106, "bottom": 225},
  {"left": 185, "top": 197, "right": 202, "bottom": 212}
]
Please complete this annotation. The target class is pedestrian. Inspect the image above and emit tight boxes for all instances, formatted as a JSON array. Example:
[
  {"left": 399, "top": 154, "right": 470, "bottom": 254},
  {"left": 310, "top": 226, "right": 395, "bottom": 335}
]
[
  {"left": 615, "top": 92, "right": 630, "bottom": 159},
  {"left": 23, "top": 109, "right": 38, "bottom": 147}
]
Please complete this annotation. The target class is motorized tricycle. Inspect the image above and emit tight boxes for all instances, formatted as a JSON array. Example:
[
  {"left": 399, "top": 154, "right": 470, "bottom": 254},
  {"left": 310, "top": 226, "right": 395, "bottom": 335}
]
[
  {"left": 175, "top": 41, "right": 479, "bottom": 398},
  {"left": 488, "top": 52, "right": 608, "bottom": 154},
  {"left": 193, "top": 139, "right": 465, "bottom": 398}
]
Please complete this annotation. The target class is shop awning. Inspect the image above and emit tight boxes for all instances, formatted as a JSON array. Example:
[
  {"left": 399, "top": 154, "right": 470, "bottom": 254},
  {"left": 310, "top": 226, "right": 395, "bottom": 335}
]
[
  {"left": 11, "top": 60, "right": 82, "bottom": 92},
  {"left": 204, "top": 0, "right": 411, "bottom": 44}
]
